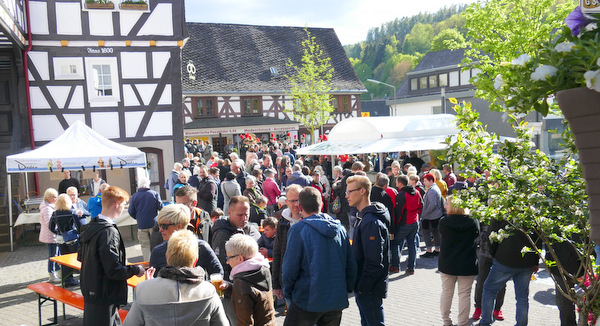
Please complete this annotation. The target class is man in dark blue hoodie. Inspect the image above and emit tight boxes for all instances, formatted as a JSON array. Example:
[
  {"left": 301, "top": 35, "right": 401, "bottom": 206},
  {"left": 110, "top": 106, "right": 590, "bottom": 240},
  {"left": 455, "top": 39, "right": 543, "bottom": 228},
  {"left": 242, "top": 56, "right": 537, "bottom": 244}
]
[
  {"left": 282, "top": 187, "right": 356, "bottom": 326},
  {"left": 346, "top": 175, "right": 390, "bottom": 326}
]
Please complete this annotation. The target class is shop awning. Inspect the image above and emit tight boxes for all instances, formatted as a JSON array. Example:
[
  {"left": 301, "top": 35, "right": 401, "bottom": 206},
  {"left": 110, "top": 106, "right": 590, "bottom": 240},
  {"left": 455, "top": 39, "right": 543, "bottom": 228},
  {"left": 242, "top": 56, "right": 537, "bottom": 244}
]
[
  {"left": 296, "top": 114, "right": 458, "bottom": 155},
  {"left": 184, "top": 117, "right": 299, "bottom": 137}
]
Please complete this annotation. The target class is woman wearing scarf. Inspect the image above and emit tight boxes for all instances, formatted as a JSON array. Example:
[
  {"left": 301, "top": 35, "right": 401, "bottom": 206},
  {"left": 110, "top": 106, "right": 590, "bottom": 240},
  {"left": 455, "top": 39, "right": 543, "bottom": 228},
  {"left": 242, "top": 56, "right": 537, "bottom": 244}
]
[
  {"left": 220, "top": 234, "right": 275, "bottom": 325},
  {"left": 124, "top": 229, "right": 228, "bottom": 326}
]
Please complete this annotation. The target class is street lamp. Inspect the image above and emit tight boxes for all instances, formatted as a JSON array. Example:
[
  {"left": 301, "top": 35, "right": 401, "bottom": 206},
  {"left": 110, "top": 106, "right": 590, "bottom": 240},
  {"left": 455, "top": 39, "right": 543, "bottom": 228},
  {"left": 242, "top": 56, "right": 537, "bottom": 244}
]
[{"left": 366, "top": 79, "right": 396, "bottom": 116}]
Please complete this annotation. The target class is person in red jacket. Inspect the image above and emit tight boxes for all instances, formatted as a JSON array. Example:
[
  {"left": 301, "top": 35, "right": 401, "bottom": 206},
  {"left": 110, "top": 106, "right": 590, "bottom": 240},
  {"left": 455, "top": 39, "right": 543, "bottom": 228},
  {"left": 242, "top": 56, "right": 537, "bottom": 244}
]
[{"left": 390, "top": 175, "right": 423, "bottom": 275}]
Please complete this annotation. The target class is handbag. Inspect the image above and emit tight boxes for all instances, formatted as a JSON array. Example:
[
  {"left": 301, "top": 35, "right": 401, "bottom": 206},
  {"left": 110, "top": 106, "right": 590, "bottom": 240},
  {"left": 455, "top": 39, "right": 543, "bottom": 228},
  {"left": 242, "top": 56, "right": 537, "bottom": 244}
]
[
  {"left": 331, "top": 196, "right": 342, "bottom": 214},
  {"left": 55, "top": 214, "right": 80, "bottom": 245}
]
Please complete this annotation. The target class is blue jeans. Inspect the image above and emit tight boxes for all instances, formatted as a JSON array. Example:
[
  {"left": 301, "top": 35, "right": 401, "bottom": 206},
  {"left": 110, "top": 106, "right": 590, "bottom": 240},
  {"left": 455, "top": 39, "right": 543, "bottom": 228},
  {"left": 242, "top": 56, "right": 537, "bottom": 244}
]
[
  {"left": 480, "top": 259, "right": 534, "bottom": 326},
  {"left": 596, "top": 245, "right": 600, "bottom": 265},
  {"left": 355, "top": 292, "right": 384, "bottom": 326},
  {"left": 390, "top": 222, "right": 418, "bottom": 270},
  {"left": 47, "top": 243, "right": 60, "bottom": 273}
]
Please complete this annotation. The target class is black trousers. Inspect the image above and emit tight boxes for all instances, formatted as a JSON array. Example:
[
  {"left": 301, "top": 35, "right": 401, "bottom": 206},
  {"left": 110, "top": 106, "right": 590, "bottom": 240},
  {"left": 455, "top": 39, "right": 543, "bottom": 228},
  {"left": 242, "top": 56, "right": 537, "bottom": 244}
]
[
  {"left": 83, "top": 302, "right": 121, "bottom": 326},
  {"left": 283, "top": 302, "right": 342, "bottom": 326},
  {"left": 551, "top": 267, "right": 577, "bottom": 326}
]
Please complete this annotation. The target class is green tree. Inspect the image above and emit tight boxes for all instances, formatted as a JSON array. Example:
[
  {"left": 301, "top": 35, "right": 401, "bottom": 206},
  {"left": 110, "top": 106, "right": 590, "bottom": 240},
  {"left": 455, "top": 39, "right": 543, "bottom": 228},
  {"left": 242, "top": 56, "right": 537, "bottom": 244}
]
[
  {"left": 285, "top": 28, "right": 335, "bottom": 144},
  {"left": 431, "top": 28, "right": 465, "bottom": 52},
  {"left": 402, "top": 23, "right": 434, "bottom": 55},
  {"left": 459, "top": 0, "right": 573, "bottom": 113},
  {"left": 445, "top": 99, "right": 599, "bottom": 326}
]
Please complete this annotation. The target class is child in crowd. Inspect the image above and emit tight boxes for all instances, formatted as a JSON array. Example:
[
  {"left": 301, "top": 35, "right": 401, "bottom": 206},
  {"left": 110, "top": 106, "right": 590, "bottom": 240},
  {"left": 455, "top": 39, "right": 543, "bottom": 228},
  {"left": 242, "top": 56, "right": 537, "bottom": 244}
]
[
  {"left": 210, "top": 208, "right": 224, "bottom": 225},
  {"left": 221, "top": 234, "right": 275, "bottom": 325},
  {"left": 258, "top": 217, "right": 277, "bottom": 258},
  {"left": 249, "top": 196, "right": 268, "bottom": 225}
]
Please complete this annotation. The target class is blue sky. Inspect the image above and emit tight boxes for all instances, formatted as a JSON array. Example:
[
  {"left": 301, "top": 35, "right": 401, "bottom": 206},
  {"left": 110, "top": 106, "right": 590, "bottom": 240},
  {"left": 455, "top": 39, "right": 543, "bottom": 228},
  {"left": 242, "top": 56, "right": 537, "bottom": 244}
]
[{"left": 185, "top": 0, "right": 476, "bottom": 45}]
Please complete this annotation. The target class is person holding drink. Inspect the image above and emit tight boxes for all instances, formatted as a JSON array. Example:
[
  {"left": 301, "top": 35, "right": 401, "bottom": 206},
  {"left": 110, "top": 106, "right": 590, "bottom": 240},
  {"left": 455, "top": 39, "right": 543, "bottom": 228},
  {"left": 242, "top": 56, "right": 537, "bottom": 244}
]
[
  {"left": 124, "top": 229, "right": 228, "bottom": 326},
  {"left": 219, "top": 233, "right": 276, "bottom": 325}
]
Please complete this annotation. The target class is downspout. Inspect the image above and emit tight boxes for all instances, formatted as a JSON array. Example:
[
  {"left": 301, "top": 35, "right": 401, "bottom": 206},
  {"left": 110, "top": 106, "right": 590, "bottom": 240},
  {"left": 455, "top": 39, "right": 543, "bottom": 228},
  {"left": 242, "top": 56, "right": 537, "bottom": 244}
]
[{"left": 23, "top": 0, "right": 39, "bottom": 193}]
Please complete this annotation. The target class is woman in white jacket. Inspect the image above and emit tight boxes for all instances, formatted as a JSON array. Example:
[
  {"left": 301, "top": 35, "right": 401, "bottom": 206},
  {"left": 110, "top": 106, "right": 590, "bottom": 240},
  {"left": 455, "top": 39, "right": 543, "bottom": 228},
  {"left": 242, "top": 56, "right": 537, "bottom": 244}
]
[
  {"left": 39, "top": 188, "right": 60, "bottom": 283},
  {"left": 124, "top": 229, "right": 228, "bottom": 326}
]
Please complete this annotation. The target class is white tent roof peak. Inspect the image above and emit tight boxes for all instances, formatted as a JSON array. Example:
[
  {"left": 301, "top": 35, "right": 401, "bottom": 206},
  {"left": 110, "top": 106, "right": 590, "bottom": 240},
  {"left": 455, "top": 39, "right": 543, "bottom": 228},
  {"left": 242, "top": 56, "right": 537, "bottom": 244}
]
[
  {"left": 297, "top": 114, "right": 458, "bottom": 155},
  {"left": 6, "top": 120, "right": 146, "bottom": 172}
]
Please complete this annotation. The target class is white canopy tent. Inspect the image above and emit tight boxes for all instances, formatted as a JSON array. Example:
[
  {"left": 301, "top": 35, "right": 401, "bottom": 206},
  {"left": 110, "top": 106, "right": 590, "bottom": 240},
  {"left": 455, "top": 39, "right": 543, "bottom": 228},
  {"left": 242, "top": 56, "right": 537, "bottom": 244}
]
[
  {"left": 5, "top": 120, "right": 147, "bottom": 251},
  {"left": 296, "top": 114, "right": 458, "bottom": 155}
]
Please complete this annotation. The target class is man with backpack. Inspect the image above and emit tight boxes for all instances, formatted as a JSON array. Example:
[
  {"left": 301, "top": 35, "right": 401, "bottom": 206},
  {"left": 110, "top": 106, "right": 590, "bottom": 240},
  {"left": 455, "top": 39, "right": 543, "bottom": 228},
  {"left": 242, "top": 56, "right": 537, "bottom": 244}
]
[{"left": 391, "top": 175, "right": 423, "bottom": 274}]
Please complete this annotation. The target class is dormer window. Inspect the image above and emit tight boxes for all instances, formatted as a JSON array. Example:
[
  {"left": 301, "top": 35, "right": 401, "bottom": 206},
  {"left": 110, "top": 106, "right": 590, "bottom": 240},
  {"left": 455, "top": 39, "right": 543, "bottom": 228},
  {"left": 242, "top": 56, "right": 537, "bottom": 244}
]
[{"left": 270, "top": 67, "right": 278, "bottom": 77}]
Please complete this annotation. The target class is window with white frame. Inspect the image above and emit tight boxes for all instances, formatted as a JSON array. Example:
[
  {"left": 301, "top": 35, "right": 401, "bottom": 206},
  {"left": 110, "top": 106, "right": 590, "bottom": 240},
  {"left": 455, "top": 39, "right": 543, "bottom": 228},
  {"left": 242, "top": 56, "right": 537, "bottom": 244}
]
[
  {"left": 53, "top": 57, "right": 84, "bottom": 80},
  {"left": 84, "top": 57, "right": 120, "bottom": 103}
]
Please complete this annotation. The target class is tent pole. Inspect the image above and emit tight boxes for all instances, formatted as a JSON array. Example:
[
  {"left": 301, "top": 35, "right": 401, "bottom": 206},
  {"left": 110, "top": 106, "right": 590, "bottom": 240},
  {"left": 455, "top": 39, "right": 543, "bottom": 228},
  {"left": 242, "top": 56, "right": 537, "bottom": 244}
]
[
  {"left": 330, "top": 155, "right": 335, "bottom": 179},
  {"left": 8, "top": 174, "right": 13, "bottom": 252},
  {"left": 379, "top": 153, "right": 384, "bottom": 172},
  {"left": 25, "top": 173, "right": 29, "bottom": 200}
]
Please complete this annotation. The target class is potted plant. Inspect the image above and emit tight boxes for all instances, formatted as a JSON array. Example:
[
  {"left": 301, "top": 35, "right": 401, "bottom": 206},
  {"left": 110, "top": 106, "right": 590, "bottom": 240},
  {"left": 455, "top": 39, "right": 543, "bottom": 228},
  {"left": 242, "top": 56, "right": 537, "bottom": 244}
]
[
  {"left": 85, "top": 0, "right": 114, "bottom": 9},
  {"left": 119, "top": 0, "right": 148, "bottom": 10}
]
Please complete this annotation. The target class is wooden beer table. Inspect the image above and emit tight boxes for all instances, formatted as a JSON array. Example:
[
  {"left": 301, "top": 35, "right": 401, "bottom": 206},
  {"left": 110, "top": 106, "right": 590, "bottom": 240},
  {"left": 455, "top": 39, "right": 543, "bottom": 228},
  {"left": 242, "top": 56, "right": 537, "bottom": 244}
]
[{"left": 50, "top": 253, "right": 148, "bottom": 288}]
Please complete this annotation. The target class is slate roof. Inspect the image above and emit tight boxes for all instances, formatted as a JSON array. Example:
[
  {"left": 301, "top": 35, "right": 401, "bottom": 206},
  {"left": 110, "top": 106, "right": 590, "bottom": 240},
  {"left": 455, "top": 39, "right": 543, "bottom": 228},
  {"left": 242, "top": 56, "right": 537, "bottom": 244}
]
[
  {"left": 411, "top": 48, "right": 466, "bottom": 72},
  {"left": 184, "top": 116, "right": 298, "bottom": 129},
  {"left": 361, "top": 100, "right": 389, "bottom": 117},
  {"left": 183, "top": 23, "right": 366, "bottom": 94},
  {"left": 396, "top": 49, "right": 472, "bottom": 98}
]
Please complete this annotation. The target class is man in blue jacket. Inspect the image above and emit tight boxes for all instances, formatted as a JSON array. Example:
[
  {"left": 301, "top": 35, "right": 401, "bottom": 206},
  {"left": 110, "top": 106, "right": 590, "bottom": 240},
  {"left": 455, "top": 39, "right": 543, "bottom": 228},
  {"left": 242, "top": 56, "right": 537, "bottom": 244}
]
[
  {"left": 128, "top": 177, "right": 163, "bottom": 261},
  {"left": 347, "top": 175, "right": 390, "bottom": 326},
  {"left": 282, "top": 187, "right": 356, "bottom": 326}
]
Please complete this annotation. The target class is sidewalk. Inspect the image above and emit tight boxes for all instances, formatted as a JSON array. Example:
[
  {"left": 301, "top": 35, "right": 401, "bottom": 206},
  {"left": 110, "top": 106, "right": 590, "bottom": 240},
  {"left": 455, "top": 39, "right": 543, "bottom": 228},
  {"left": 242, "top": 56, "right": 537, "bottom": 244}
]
[{"left": 0, "top": 227, "right": 561, "bottom": 325}]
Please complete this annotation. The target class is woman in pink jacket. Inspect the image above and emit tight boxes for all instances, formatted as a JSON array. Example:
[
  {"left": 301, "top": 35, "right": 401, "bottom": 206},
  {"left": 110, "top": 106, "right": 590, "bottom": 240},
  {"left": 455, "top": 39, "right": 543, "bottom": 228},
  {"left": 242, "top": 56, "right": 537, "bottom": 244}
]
[
  {"left": 39, "top": 188, "right": 60, "bottom": 283},
  {"left": 261, "top": 169, "right": 281, "bottom": 217}
]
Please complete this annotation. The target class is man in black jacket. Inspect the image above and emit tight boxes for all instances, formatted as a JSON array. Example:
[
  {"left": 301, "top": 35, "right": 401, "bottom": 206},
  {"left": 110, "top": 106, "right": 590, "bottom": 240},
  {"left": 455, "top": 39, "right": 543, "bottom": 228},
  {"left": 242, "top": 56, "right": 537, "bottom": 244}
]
[
  {"left": 479, "top": 220, "right": 540, "bottom": 326},
  {"left": 347, "top": 175, "right": 390, "bottom": 326},
  {"left": 78, "top": 186, "right": 145, "bottom": 326}
]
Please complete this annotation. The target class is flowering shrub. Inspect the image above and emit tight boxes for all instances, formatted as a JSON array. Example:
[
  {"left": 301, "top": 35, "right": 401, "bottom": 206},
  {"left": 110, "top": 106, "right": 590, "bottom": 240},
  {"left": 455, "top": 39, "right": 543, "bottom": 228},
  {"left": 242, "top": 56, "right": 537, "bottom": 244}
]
[{"left": 493, "top": 6, "right": 600, "bottom": 116}]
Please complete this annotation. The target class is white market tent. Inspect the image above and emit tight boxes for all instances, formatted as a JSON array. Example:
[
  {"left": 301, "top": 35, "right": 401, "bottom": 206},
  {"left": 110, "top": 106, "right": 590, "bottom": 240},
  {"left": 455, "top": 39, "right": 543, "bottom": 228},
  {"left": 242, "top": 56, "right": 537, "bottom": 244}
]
[
  {"left": 5, "top": 120, "right": 147, "bottom": 251},
  {"left": 296, "top": 114, "right": 458, "bottom": 155}
]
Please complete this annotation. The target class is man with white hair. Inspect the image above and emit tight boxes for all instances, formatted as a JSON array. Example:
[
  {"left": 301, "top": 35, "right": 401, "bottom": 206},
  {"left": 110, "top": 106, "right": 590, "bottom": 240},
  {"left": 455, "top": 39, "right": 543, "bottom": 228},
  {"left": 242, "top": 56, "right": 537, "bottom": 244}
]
[
  {"left": 165, "top": 162, "right": 182, "bottom": 200},
  {"left": 231, "top": 160, "right": 249, "bottom": 193},
  {"left": 129, "top": 177, "right": 164, "bottom": 261}
]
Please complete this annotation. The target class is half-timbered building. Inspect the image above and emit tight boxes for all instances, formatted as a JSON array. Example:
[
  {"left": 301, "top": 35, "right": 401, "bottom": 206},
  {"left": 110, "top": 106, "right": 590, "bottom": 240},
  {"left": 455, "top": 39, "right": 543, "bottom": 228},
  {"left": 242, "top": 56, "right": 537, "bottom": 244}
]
[
  {"left": 25, "top": 0, "right": 186, "bottom": 200},
  {"left": 182, "top": 23, "right": 366, "bottom": 153}
]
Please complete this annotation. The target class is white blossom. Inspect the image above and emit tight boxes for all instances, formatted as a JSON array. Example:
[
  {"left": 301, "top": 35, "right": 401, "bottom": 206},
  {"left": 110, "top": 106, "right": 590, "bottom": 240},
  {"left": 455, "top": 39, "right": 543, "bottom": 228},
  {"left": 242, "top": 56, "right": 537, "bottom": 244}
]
[
  {"left": 494, "top": 74, "right": 505, "bottom": 90},
  {"left": 584, "top": 70, "right": 600, "bottom": 92},
  {"left": 554, "top": 42, "right": 575, "bottom": 53},
  {"left": 531, "top": 65, "right": 558, "bottom": 81},
  {"left": 585, "top": 22, "right": 598, "bottom": 32},
  {"left": 596, "top": 57, "right": 600, "bottom": 67},
  {"left": 511, "top": 54, "right": 531, "bottom": 66}
]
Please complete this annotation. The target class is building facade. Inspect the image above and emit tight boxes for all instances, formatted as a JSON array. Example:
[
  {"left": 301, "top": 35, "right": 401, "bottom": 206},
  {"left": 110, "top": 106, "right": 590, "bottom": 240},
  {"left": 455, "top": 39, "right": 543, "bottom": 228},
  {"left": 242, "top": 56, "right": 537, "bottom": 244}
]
[
  {"left": 387, "top": 49, "right": 562, "bottom": 156},
  {"left": 25, "top": 0, "right": 187, "bottom": 199},
  {"left": 182, "top": 23, "right": 366, "bottom": 153}
]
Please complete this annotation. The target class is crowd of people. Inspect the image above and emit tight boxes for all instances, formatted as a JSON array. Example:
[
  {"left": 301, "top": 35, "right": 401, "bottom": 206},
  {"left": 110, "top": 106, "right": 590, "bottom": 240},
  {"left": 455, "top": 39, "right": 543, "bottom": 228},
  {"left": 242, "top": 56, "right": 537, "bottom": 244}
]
[{"left": 38, "top": 137, "right": 568, "bottom": 326}]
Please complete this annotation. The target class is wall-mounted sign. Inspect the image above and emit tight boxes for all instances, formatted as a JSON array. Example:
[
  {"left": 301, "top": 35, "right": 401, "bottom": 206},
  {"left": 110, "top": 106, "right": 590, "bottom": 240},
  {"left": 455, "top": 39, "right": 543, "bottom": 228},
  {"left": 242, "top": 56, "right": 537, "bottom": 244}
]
[
  {"left": 87, "top": 47, "right": 114, "bottom": 54},
  {"left": 187, "top": 61, "right": 196, "bottom": 80}
]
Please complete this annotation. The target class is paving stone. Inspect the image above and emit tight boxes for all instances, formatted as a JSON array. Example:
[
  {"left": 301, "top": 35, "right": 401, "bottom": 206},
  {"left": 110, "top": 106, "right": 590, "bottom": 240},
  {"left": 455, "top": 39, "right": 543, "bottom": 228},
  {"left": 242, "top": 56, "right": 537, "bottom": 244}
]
[{"left": 0, "top": 228, "right": 562, "bottom": 325}]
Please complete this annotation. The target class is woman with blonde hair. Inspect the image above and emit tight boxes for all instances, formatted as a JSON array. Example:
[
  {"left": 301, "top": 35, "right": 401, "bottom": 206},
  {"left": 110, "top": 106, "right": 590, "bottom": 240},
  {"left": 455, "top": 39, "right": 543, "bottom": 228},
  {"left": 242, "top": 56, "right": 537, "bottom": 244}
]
[
  {"left": 40, "top": 188, "right": 60, "bottom": 283},
  {"left": 431, "top": 168, "right": 449, "bottom": 197},
  {"left": 125, "top": 229, "right": 228, "bottom": 326},
  {"left": 50, "top": 193, "right": 88, "bottom": 286},
  {"left": 438, "top": 196, "right": 479, "bottom": 326},
  {"left": 149, "top": 203, "right": 222, "bottom": 277}
]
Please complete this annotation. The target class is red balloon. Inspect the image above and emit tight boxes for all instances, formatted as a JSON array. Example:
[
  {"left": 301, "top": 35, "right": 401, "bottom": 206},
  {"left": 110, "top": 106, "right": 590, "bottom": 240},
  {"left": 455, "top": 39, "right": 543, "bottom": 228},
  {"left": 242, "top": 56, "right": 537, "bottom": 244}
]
[
  {"left": 287, "top": 132, "right": 291, "bottom": 137},
  {"left": 294, "top": 135, "right": 297, "bottom": 139},
  {"left": 240, "top": 134, "right": 245, "bottom": 139}
]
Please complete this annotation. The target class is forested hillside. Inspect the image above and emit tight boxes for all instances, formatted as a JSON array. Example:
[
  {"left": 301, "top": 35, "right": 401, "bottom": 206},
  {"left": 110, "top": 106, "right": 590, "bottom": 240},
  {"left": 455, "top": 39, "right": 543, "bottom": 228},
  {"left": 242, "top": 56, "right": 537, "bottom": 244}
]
[{"left": 345, "top": 5, "right": 469, "bottom": 99}]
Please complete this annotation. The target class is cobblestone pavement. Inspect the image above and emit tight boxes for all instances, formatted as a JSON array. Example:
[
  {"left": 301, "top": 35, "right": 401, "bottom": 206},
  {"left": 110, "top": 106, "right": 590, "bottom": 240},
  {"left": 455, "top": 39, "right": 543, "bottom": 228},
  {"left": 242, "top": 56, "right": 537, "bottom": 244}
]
[{"left": 1, "top": 227, "right": 562, "bottom": 326}]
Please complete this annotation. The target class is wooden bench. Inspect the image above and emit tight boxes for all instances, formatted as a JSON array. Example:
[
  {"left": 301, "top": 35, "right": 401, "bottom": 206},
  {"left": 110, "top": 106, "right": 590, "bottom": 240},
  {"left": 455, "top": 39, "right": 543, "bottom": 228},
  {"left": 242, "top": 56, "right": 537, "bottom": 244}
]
[{"left": 27, "top": 282, "right": 128, "bottom": 326}]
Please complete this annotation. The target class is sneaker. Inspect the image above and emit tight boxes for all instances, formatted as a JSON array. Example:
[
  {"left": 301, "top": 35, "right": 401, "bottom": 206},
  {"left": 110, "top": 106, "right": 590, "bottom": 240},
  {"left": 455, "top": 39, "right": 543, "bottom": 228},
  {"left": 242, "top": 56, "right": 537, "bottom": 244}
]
[
  {"left": 433, "top": 250, "right": 440, "bottom": 256},
  {"left": 493, "top": 310, "right": 504, "bottom": 321},
  {"left": 64, "top": 278, "right": 79, "bottom": 287},
  {"left": 48, "top": 272, "right": 61, "bottom": 284},
  {"left": 472, "top": 307, "right": 482, "bottom": 320},
  {"left": 420, "top": 251, "right": 435, "bottom": 258},
  {"left": 406, "top": 269, "right": 414, "bottom": 275},
  {"left": 389, "top": 266, "right": 400, "bottom": 274}
]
